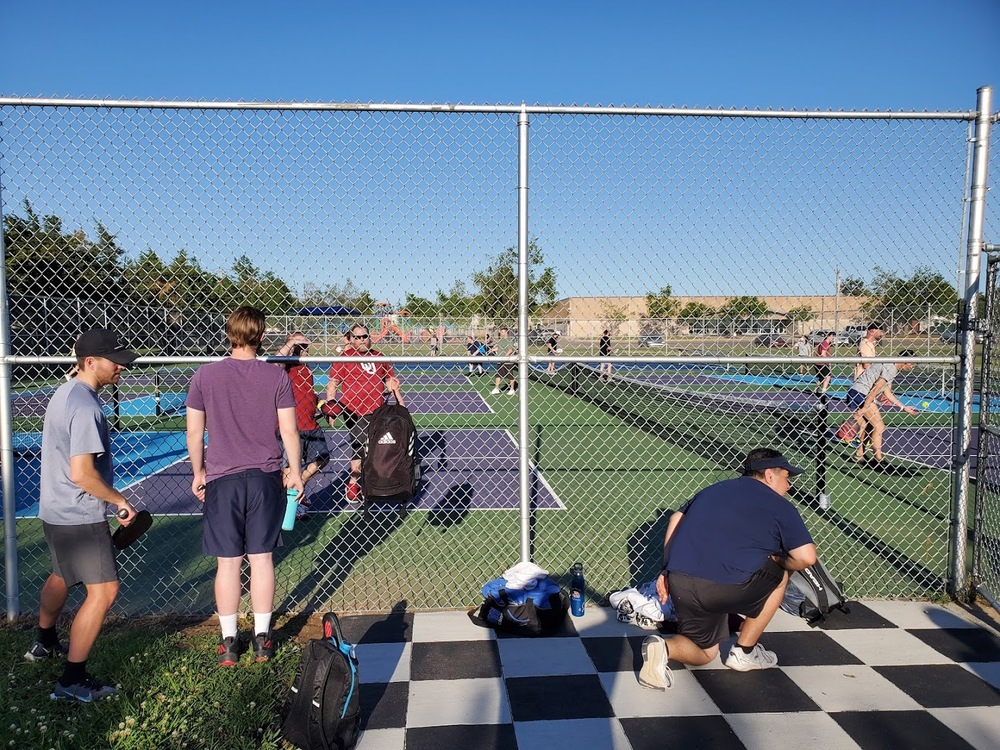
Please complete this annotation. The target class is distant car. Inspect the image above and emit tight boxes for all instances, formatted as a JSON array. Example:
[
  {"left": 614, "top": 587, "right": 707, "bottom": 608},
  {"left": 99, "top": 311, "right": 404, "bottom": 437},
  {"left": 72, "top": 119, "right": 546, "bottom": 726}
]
[
  {"left": 527, "top": 327, "right": 561, "bottom": 344},
  {"left": 807, "top": 330, "right": 845, "bottom": 345},
  {"left": 752, "top": 334, "right": 788, "bottom": 348},
  {"left": 940, "top": 325, "right": 985, "bottom": 343},
  {"left": 639, "top": 333, "right": 665, "bottom": 347},
  {"left": 839, "top": 325, "right": 868, "bottom": 344}
]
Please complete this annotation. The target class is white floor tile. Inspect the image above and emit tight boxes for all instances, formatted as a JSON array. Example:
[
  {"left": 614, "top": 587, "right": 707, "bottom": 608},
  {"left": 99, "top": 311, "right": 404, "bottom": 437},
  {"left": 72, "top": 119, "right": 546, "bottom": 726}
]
[
  {"left": 726, "top": 711, "right": 862, "bottom": 750},
  {"left": 863, "top": 600, "right": 980, "bottom": 629},
  {"left": 928, "top": 706, "right": 1000, "bottom": 750},
  {"left": 571, "top": 606, "right": 628, "bottom": 637},
  {"left": 497, "top": 636, "right": 596, "bottom": 677},
  {"left": 407, "top": 678, "right": 510, "bottom": 727},
  {"left": 763, "top": 608, "right": 816, "bottom": 632},
  {"left": 781, "top": 665, "right": 923, "bottom": 712},
  {"left": 824, "top": 627, "right": 954, "bottom": 665},
  {"left": 411, "top": 610, "right": 496, "bottom": 642},
  {"left": 356, "top": 642, "right": 410, "bottom": 683},
  {"left": 598, "top": 669, "right": 722, "bottom": 717},
  {"left": 514, "top": 718, "right": 632, "bottom": 750},
  {"left": 355, "top": 727, "right": 406, "bottom": 750}
]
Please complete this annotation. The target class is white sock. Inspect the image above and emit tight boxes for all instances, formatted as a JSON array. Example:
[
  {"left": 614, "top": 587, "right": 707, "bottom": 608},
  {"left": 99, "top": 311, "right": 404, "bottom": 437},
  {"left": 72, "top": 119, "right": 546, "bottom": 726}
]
[
  {"left": 219, "top": 613, "right": 239, "bottom": 640},
  {"left": 254, "top": 612, "right": 272, "bottom": 636}
]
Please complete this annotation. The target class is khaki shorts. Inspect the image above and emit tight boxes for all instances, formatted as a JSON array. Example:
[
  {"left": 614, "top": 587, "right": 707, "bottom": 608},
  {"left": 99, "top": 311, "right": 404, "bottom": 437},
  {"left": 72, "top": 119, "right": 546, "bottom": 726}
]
[{"left": 43, "top": 521, "right": 118, "bottom": 586}]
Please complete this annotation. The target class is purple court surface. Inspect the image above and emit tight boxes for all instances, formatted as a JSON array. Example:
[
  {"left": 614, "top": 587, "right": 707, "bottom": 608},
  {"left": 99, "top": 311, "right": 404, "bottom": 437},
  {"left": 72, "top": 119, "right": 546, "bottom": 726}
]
[{"left": 123, "top": 428, "right": 562, "bottom": 516}]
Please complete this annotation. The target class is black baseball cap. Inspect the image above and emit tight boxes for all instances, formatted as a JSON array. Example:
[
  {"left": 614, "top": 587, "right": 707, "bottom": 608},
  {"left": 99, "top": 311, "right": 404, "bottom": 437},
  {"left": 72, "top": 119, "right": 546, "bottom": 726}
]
[
  {"left": 744, "top": 454, "right": 805, "bottom": 477},
  {"left": 74, "top": 328, "right": 138, "bottom": 365}
]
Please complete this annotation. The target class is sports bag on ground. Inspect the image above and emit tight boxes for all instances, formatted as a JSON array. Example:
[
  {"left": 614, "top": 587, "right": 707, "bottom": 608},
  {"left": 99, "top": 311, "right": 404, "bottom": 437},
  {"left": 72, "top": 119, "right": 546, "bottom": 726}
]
[
  {"left": 468, "top": 576, "right": 568, "bottom": 637},
  {"left": 362, "top": 396, "right": 420, "bottom": 499},
  {"left": 788, "top": 559, "right": 850, "bottom": 625},
  {"left": 281, "top": 612, "right": 361, "bottom": 750}
]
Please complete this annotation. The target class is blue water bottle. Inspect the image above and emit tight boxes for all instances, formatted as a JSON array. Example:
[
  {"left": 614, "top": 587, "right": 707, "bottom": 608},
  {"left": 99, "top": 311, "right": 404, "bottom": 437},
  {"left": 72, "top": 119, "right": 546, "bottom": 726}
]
[
  {"left": 281, "top": 489, "right": 300, "bottom": 532},
  {"left": 570, "top": 562, "right": 585, "bottom": 617}
]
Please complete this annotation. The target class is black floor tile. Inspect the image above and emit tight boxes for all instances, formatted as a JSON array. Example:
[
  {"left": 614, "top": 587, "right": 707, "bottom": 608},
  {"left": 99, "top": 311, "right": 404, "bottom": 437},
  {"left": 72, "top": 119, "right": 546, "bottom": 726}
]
[
  {"left": 410, "top": 640, "right": 501, "bottom": 680},
  {"left": 582, "top": 634, "right": 689, "bottom": 674},
  {"left": 360, "top": 681, "right": 408, "bottom": 730},
  {"left": 406, "top": 723, "right": 518, "bottom": 750},
  {"left": 807, "top": 601, "right": 895, "bottom": 629},
  {"left": 620, "top": 715, "right": 746, "bottom": 750},
  {"left": 831, "top": 709, "right": 977, "bottom": 750},
  {"left": 693, "top": 668, "right": 821, "bottom": 714},
  {"left": 906, "top": 627, "right": 1000, "bottom": 662},
  {"left": 758, "top": 631, "right": 865, "bottom": 666},
  {"left": 506, "top": 674, "right": 614, "bottom": 722},
  {"left": 875, "top": 664, "right": 1000, "bottom": 708},
  {"left": 493, "top": 615, "right": 579, "bottom": 638},
  {"left": 341, "top": 612, "right": 412, "bottom": 643}
]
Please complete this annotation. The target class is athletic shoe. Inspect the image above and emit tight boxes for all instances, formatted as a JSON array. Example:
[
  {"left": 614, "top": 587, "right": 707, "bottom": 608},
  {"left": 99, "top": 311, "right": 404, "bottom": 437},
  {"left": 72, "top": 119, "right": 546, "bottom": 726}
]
[
  {"left": 217, "top": 636, "right": 242, "bottom": 667},
  {"left": 638, "top": 635, "right": 673, "bottom": 690},
  {"left": 253, "top": 632, "right": 275, "bottom": 662},
  {"left": 634, "top": 614, "right": 660, "bottom": 631},
  {"left": 506, "top": 389, "right": 516, "bottom": 395},
  {"left": 725, "top": 643, "right": 778, "bottom": 672},
  {"left": 50, "top": 674, "right": 118, "bottom": 702},
  {"left": 615, "top": 599, "right": 635, "bottom": 624},
  {"left": 24, "top": 640, "right": 69, "bottom": 662},
  {"left": 490, "top": 388, "right": 501, "bottom": 394},
  {"left": 346, "top": 481, "right": 363, "bottom": 504}
]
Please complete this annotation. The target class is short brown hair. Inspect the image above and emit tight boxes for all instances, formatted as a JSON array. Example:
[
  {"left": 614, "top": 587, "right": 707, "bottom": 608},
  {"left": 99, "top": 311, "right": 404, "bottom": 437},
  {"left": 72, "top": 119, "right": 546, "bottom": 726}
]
[{"left": 226, "top": 306, "right": 266, "bottom": 348}]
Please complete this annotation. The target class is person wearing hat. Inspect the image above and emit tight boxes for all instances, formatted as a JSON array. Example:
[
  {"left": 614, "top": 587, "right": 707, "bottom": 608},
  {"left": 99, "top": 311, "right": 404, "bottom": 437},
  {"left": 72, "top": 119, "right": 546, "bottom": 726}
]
[
  {"left": 26, "top": 328, "right": 140, "bottom": 702},
  {"left": 638, "top": 448, "right": 817, "bottom": 690}
]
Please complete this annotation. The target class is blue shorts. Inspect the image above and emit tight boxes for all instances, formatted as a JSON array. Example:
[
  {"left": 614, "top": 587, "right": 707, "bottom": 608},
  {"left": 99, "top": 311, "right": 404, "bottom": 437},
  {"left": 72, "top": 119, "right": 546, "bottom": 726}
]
[
  {"left": 202, "top": 469, "right": 283, "bottom": 557},
  {"left": 299, "top": 427, "right": 331, "bottom": 468},
  {"left": 845, "top": 388, "right": 866, "bottom": 410}
]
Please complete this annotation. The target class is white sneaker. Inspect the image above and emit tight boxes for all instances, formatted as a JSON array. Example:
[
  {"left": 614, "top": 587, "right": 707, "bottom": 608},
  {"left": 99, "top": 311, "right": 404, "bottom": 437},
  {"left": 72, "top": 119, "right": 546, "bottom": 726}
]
[
  {"left": 490, "top": 388, "right": 501, "bottom": 394},
  {"left": 506, "top": 389, "right": 516, "bottom": 395},
  {"left": 725, "top": 643, "right": 778, "bottom": 671},
  {"left": 638, "top": 635, "right": 673, "bottom": 690}
]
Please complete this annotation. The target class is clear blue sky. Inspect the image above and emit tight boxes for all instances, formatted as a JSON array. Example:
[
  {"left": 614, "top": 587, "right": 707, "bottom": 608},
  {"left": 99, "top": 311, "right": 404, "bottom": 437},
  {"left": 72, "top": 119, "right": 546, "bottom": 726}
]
[{"left": 1, "top": 0, "right": 997, "bottom": 110}]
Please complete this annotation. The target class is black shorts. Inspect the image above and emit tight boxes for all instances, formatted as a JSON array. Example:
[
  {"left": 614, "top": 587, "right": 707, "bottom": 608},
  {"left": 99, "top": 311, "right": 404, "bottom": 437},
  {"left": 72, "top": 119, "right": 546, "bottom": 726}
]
[
  {"left": 343, "top": 412, "right": 373, "bottom": 461},
  {"left": 202, "top": 469, "right": 283, "bottom": 557},
  {"left": 497, "top": 363, "right": 516, "bottom": 380},
  {"left": 299, "top": 427, "right": 331, "bottom": 467},
  {"left": 668, "top": 559, "right": 785, "bottom": 648},
  {"left": 815, "top": 364, "right": 831, "bottom": 381},
  {"left": 43, "top": 521, "right": 118, "bottom": 586}
]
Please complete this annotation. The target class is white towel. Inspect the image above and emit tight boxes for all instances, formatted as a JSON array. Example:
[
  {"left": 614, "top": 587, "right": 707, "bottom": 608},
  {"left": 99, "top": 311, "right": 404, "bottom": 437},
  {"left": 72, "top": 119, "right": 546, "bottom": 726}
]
[{"left": 501, "top": 561, "right": 550, "bottom": 590}]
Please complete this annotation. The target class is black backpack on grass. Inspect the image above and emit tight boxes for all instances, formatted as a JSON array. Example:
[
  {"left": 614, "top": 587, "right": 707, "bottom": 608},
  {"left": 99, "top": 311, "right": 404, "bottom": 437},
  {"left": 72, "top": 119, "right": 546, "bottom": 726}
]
[
  {"left": 362, "top": 396, "right": 420, "bottom": 500},
  {"left": 281, "top": 612, "right": 360, "bottom": 750}
]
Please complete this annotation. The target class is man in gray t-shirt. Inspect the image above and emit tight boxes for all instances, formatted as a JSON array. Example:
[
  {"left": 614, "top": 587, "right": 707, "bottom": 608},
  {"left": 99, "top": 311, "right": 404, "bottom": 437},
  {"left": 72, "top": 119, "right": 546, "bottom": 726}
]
[
  {"left": 844, "top": 350, "right": 919, "bottom": 464},
  {"left": 29, "top": 328, "right": 139, "bottom": 702}
]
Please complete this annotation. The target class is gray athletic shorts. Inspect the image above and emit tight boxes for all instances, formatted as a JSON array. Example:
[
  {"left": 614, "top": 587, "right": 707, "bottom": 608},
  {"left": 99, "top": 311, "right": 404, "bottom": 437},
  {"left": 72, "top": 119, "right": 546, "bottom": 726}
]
[
  {"left": 43, "top": 521, "right": 118, "bottom": 587},
  {"left": 343, "top": 412, "right": 373, "bottom": 461},
  {"left": 668, "top": 558, "right": 785, "bottom": 648},
  {"left": 299, "top": 427, "right": 331, "bottom": 468}
]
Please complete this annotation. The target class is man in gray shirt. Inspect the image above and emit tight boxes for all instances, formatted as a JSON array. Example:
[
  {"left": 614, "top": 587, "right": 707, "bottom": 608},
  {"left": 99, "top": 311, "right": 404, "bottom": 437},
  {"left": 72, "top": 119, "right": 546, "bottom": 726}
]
[{"left": 26, "top": 328, "right": 139, "bottom": 702}]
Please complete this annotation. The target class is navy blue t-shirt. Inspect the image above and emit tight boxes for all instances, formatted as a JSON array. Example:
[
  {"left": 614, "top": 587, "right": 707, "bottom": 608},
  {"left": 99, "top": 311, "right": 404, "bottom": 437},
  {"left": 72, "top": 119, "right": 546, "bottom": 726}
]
[{"left": 665, "top": 476, "right": 813, "bottom": 585}]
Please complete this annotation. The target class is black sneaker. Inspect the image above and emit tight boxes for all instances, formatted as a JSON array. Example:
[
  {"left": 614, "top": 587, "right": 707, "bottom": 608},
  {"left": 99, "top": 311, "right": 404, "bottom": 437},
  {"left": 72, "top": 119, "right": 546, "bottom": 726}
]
[
  {"left": 217, "top": 636, "right": 242, "bottom": 667},
  {"left": 24, "top": 640, "right": 69, "bottom": 662},
  {"left": 252, "top": 632, "right": 274, "bottom": 662},
  {"left": 50, "top": 674, "right": 118, "bottom": 702}
]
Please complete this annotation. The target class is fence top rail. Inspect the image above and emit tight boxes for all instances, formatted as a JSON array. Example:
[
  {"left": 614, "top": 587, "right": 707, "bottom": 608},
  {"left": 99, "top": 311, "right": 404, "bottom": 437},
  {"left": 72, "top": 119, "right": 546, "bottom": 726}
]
[{"left": 0, "top": 97, "right": 980, "bottom": 120}]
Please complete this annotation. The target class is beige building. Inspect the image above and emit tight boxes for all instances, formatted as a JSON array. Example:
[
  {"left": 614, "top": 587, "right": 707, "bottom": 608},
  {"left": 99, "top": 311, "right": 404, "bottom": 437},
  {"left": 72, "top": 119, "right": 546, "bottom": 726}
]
[{"left": 538, "top": 295, "right": 868, "bottom": 340}]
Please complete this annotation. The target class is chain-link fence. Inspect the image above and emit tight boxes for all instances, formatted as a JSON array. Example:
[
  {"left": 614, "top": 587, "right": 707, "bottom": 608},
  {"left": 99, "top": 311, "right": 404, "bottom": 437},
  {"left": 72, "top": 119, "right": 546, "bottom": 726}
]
[{"left": 0, "top": 96, "right": 993, "bottom": 617}]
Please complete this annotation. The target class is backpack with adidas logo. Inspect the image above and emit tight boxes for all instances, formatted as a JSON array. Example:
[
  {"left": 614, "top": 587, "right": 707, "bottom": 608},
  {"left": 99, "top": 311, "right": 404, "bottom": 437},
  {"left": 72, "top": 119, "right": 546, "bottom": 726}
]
[
  {"left": 281, "top": 612, "right": 361, "bottom": 750},
  {"left": 362, "top": 397, "right": 420, "bottom": 499}
]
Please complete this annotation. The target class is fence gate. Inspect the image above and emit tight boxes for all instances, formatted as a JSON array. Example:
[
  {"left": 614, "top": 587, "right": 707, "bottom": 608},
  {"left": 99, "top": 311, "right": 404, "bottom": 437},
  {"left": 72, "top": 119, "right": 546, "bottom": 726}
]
[{"left": 974, "top": 255, "right": 1000, "bottom": 612}]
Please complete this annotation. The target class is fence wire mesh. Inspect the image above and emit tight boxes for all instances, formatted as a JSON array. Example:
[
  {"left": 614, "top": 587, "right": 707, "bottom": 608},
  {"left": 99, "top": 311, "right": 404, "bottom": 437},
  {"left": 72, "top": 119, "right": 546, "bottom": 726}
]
[{"left": 0, "top": 100, "right": 985, "bottom": 616}]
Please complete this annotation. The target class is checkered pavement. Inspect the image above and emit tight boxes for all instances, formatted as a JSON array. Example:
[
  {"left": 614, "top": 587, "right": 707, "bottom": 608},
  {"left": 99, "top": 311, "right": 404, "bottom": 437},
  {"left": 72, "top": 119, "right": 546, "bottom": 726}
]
[{"left": 336, "top": 601, "right": 1000, "bottom": 750}]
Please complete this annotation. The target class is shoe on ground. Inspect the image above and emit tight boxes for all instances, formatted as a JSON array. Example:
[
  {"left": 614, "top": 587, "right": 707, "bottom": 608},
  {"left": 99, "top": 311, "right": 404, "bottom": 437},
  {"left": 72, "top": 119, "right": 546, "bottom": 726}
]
[
  {"left": 490, "top": 388, "right": 501, "bottom": 394},
  {"left": 506, "top": 389, "right": 516, "bottom": 395},
  {"left": 635, "top": 614, "right": 660, "bottom": 631},
  {"left": 24, "top": 640, "right": 69, "bottom": 662},
  {"left": 346, "top": 481, "right": 363, "bottom": 504},
  {"left": 638, "top": 635, "right": 673, "bottom": 690},
  {"left": 253, "top": 632, "right": 275, "bottom": 662},
  {"left": 50, "top": 674, "right": 118, "bottom": 702},
  {"left": 615, "top": 599, "right": 635, "bottom": 624},
  {"left": 217, "top": 635, "right": 242, "bottom": 667},
  {"left": 725, "top": 643, "right": 778, "bottom": 671}
]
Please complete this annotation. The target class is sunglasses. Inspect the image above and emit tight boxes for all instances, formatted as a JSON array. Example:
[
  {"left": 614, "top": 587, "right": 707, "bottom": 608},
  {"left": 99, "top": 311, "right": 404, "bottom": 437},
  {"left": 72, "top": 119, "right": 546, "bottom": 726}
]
[{"left": 353, "top": 334, "right": 370, "bottom": 340}]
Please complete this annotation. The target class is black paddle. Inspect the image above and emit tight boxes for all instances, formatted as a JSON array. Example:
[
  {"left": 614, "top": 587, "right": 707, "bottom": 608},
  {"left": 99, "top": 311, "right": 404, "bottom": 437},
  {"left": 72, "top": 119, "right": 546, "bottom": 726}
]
[{"left": 112, "top": 508, "right": 154, "bottom": 550}]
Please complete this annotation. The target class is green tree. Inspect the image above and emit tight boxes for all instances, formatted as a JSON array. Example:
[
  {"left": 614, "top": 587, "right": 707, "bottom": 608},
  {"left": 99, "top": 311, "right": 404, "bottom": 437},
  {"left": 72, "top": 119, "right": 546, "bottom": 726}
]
[
  {"left": 472, "top": 240, "right": 556, "bottom": 323},
  {"left": 678, "top": 301, "right": 716, "bottom": 319},
  {"left": 786, "top": 305, "right": 815, "bottom": 323},
  {"left": 302, "top": 278, "right": 376, "bottom": 314},
  {"left": 645, "top": 285, "right": 678, "bottom": 319},
  {"left": 840, "top": 276, "right": 868, "bottom": 296},
  {"left": 599, "top": 300, "right": 629, "bottom": 336},
  {"left": 863, "top": 266, "right": 958, "bottom": 328},
  {"left": 718, "top": 296, "right": 768, "bottom": 319}
]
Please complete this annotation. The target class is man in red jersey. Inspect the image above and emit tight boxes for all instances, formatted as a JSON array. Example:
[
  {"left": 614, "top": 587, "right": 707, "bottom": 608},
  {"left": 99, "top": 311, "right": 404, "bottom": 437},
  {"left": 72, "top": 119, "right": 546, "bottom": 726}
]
[{"left": 326, "top": 323, "right": 404, "bottom": 503}]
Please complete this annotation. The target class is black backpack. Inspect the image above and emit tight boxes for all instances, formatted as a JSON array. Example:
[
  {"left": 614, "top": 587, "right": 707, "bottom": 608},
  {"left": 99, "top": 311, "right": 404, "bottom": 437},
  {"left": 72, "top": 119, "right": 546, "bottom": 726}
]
[
  {"left": 468, "top": 578, "right": 568, "bottom": 637},
  {"left": 281, "top": 612, "right": 361, "bottom": 750},
  {"left": 789, "top": 559, "right": 850, "bottom": 625},
  {"left": 362, "top": 398, "right": 420, "bottom": 499}
]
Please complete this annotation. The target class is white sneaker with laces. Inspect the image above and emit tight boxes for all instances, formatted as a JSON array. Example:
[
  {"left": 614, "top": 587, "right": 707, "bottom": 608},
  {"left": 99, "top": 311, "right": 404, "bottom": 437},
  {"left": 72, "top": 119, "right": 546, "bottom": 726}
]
[
  {"left": 490, "top": 388, "right": 501, "bottom": 394},
  {"left": 725, "top": 642, "right": 778, "bottom": 671},
  {"left": 507, "top": 388, "right": 516, "bottom": 395},
  {"left": 638, "top": 635, "right": 673, "bottom": 690}
]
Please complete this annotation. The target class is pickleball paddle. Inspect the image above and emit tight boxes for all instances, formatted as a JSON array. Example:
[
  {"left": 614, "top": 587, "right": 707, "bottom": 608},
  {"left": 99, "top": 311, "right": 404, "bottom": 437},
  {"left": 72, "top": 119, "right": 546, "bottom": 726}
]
[{"left": 112, "top": 509, "right": 154, "bottom": 550}]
